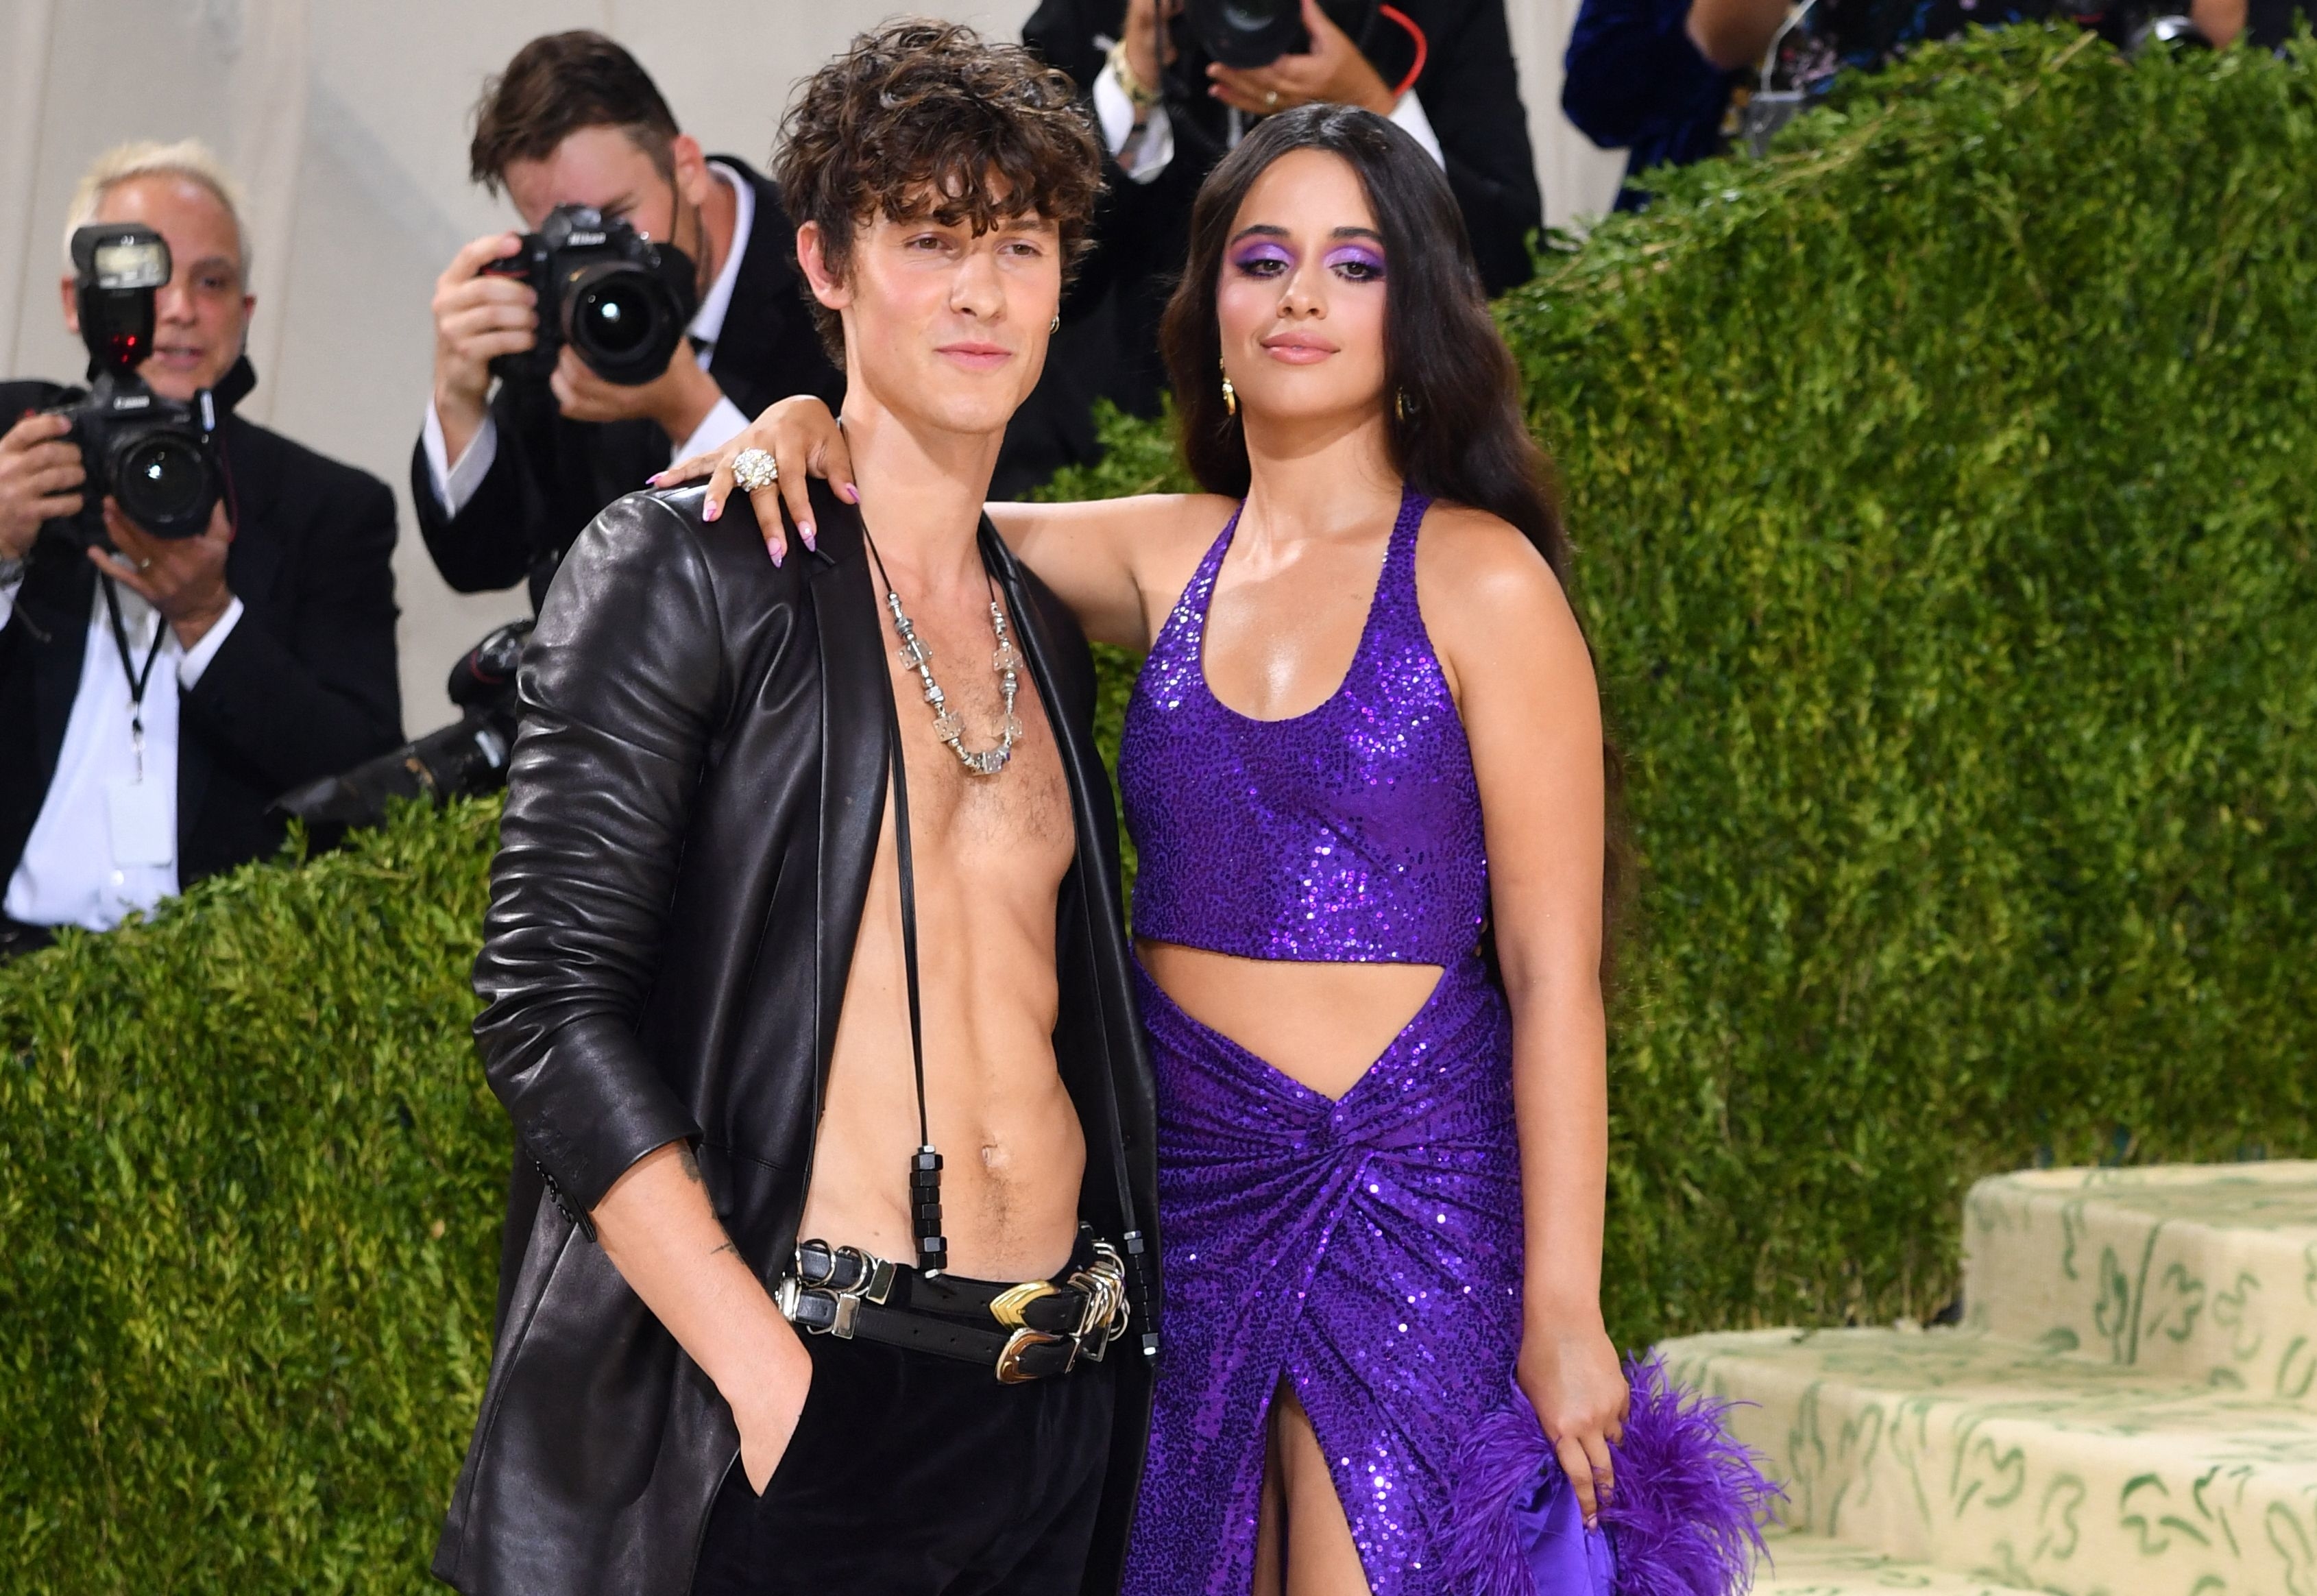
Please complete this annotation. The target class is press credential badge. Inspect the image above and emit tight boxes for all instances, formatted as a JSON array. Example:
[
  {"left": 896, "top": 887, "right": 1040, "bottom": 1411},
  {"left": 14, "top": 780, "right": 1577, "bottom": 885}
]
[{"left": 107, "top": 774, "right": 172, "bottom": 867}]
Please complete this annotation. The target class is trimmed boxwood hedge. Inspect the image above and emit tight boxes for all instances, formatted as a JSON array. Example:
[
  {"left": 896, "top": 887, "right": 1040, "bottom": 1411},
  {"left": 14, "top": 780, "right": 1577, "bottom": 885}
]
[
  {"left": 0, "top": 804, "right": 507, "bottom": 1591},
  {"left": 5, "top": 29, "right": 2315, "bottom": 1589}
]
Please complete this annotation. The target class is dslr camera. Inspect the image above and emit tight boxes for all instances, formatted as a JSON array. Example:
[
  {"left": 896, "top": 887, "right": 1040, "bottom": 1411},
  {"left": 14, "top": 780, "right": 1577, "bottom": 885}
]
[
  {"left": 1185, "top": 0, "right": 1380, "bottom": 66},
  {"left": 45, "top": 223, "right": 221, "bottom": 546},
  {"left": 485, "top": 205, "right": 699, "bottom": 387},
  {"left": 273, "top": 619, "right": 533, "bottom": 838}
]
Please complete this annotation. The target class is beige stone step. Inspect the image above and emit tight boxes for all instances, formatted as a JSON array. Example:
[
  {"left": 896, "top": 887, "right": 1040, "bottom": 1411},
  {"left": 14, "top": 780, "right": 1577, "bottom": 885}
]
[
  {"left": 1660, "top": 1323, "right": 2317, "bottom": 1596},
  {"left": 1754, "top": 1527, "right": 2049, "bottom": 1593},
  {"left": 1961, "top": 1160, "right": 2317, "bottom": 1404}
]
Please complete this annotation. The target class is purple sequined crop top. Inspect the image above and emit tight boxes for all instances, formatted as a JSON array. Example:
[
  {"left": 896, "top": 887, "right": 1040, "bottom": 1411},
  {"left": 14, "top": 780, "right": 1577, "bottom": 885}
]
[{"left": 1118, "top": 485, "right": 1490, "bottom": 965}]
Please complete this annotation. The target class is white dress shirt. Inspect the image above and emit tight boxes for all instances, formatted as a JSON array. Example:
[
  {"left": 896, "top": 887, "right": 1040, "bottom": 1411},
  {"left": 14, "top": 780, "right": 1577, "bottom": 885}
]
[
  {"left": 422, "top": 161, "right": 757, "bottom": 518},
  {"left": 1091, "top": 54, "right": 1446, "bottom": 183},
  {"left": 1, "top": 570, "right": 241, "bottom": 930}
]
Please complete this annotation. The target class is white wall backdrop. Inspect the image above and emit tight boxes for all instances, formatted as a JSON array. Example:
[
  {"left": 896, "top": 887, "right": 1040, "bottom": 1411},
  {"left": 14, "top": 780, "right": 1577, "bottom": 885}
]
[{"left": 1, "top": 0, "right": 1623, "bottom": 733}]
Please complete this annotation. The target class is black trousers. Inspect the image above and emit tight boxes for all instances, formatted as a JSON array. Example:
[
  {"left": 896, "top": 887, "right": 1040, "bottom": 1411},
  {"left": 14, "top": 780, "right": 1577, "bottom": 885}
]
[{"left": 692, "top": 1327, "right": 1117, "bottom": 1595}]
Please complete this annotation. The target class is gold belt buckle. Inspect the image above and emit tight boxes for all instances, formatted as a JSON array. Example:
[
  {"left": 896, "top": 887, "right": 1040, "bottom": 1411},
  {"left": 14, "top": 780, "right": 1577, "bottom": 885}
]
[
  {"left": 995, "top": 1326, "right": 1066, "bottom": 1384},
  {"left": 988, "top": 1279, "right": 1063, "bottom": 1329}
]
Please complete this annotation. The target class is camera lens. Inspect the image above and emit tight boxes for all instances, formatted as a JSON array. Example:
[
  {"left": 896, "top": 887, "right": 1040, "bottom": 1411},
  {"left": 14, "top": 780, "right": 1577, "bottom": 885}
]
[
  {"left": 1187, "top": 0, "right": 1373, "bottom": 66},
  {"left": 562, "top": 261, "right": 683, "bottom": 385},
  {"left": 113, "top": 429, "right": 213, "bottom": 537},
  {"left": 1221, "top": 0, "right": 1292, "bottom": 27}
]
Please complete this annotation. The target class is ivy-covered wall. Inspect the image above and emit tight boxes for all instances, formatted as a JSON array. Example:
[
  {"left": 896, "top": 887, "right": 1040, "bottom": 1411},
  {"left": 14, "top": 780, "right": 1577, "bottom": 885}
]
[{"left": 3, "top": 30, "right": 2313, "bottom": 1591}]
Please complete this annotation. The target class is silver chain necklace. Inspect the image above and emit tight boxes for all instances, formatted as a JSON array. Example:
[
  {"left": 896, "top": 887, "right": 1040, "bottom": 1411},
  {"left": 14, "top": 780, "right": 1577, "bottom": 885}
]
[{"left": 862, "top": 525, "right": 1021, "bottom": 777}]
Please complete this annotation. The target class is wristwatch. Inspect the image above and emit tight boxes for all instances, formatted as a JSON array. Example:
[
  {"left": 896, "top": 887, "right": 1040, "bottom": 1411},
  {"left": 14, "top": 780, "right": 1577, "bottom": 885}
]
[{"left": 1107, "top": 35, "right": 1163, "bottom": 114}]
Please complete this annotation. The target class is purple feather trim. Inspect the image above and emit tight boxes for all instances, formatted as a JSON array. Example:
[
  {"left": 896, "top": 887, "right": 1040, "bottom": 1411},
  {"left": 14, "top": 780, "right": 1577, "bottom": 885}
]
[{"left": 1443, "top": 1355, "right": 1782, "bottom": 1596}]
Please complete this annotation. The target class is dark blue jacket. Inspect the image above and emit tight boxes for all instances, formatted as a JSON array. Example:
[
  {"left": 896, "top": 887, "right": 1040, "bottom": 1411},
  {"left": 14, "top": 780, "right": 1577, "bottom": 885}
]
[{"left": 1562, "top": 0, "right": 1736, "bottom": 210}]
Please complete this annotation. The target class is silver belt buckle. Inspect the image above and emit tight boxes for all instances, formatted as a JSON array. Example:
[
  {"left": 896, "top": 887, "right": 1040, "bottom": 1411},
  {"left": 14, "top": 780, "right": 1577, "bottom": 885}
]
[{"left": 779, "top": 1240, "right": 895, "bottom": 1339}]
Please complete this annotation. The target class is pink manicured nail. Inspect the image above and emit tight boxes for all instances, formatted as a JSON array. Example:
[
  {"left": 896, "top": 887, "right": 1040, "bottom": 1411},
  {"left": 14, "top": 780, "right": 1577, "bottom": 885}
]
[
  {"left": 703, "top": 498, "right": 720, "bottom": 522},
  {"left": 840, "top": 483, "right": 860, "bottom": 505},
  {"left": 767, "top": 541, "right": 784, "bottom": 568},
  {"left": 799, "top": 522, "right": 816, "bottom": 551},
  {"left": 646, "top": 472, "right": 663, "bottom": 485},
  {"left": 1583, "top": 1514, "right": 1599, "bottom": 1533}
]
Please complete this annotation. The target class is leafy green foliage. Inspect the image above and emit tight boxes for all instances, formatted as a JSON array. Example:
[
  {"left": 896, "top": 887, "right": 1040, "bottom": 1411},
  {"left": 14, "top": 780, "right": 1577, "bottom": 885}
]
[
  {"left": 5, "top": 32, "right": 2315, "bottom": 1587},
  {"left": 1047, "top": 32, "right": 2317, "bottom": 1342},
  {"left": 0, "top": 803, "right": 505, "bottom": 1593},
  {"left": 1526, "top": 29, "right": 2317, "bottom": 1339}
]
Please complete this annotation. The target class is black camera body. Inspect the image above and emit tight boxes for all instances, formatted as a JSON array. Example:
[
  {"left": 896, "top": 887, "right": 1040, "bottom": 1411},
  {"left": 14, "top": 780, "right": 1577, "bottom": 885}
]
[
  {"left": 485, "top": 205, "right": 699, "bottom": 387},
  {"left": 272, "top": 620, "right": 533, "bottom": 836},
  {"left": 47, "top": 223, "right": 221, "bottom": 544},
  {"left": 1184, "top": 0, "right": 1379, "bottom": 67}
]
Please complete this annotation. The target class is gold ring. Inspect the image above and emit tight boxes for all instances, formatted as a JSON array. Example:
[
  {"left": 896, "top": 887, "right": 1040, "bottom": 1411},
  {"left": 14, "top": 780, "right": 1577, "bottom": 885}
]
[
  {"left": 1265, "top": 89, "right": 1280, "bottom": 110},
  {"left": 136, "top": 557, "right": 154, "bottom": 571},
  {"left": 732, "top": 448, "right": 779, "bottom": 494}
]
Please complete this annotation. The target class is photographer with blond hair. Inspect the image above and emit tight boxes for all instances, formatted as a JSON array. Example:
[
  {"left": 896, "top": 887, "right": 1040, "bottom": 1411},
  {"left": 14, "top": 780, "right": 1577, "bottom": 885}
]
[{"left": 0, "top": 140, "right": 400, "bottom": 958}]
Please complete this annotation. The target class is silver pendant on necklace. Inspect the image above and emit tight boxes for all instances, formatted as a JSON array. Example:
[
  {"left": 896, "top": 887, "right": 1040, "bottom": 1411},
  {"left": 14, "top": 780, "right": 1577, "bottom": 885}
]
[{"left": 883, "top": 589, "right": 1021, "bottom": 776}]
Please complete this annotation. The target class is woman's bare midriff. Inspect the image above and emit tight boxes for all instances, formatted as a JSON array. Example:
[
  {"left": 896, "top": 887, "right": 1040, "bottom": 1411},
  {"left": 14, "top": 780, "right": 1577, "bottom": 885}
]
[{"left": 1137, "top": 939, "right": 1443, "bottom": 1101}]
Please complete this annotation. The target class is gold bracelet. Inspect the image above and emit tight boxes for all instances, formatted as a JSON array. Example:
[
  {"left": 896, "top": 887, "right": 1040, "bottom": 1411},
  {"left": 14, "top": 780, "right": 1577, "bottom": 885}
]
[{"left": 1107, "top": 34, "right": 1163, "bottom": 114}]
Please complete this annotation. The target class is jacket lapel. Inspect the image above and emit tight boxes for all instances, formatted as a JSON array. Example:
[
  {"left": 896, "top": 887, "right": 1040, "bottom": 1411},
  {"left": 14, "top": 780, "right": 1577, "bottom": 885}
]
[
  {"left": 704, "top": 161, "right": 789, "bottom": 418},
  {"left": 19, "top": 551, "right": 94, "bottom": 782},
  {"left": 805, "top": 486, "right": 889, "bottom": 1083}
]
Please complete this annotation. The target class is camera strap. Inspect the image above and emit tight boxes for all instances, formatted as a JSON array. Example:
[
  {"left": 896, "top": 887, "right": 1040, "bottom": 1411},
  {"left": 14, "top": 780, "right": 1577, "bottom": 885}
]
[
  {"left": 871, "top": 559, "right": 947, "bottom": 1279},
  {"left": 100, "top": 577, "right": 168, "bottom": 782}
]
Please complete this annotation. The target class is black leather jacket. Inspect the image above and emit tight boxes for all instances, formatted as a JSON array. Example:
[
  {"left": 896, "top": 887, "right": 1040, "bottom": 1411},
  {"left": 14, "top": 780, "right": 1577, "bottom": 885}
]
[{"left": 431, "top": 483, "right": 1160, "bottom": 1596}]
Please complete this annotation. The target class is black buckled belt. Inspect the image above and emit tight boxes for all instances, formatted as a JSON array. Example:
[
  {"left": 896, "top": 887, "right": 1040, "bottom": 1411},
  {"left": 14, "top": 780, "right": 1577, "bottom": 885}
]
[{"left": 776, "top": 1226, "right": 1131, "bottom": 1383}]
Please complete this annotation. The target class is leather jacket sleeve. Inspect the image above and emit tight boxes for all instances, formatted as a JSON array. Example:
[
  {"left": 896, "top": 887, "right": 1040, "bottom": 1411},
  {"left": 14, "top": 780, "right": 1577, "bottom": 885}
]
[{"left": 470, "top": 494, "right": 728, "bottom": 1215}]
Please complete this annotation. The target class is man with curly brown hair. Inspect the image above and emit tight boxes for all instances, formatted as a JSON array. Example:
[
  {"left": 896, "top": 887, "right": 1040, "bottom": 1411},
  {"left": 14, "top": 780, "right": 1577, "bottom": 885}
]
[{"left": 429, "top": 23, "right": 1156, "bottom": 1596}]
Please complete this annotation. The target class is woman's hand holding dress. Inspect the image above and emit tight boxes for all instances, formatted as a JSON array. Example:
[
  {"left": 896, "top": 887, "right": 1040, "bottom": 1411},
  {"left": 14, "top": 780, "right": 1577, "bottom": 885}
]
[{"left": 1518, "top": 1313, "right": 1629, "bottom": 1525}]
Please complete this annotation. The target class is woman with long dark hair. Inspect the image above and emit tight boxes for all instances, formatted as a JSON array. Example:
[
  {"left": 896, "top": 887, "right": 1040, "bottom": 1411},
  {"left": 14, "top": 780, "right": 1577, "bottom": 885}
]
[{"left": 675, "top": 103, "right": 1766, "bottom": 1596}]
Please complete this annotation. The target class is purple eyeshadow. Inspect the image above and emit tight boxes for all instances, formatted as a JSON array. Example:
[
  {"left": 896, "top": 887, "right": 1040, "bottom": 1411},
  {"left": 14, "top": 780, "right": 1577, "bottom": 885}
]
[
  {"left": 1231, "top": 240, "right": 1295, "bottom": 271},
  {"left": 1324, "top": 244, "right": 1387, "bottom": 276}
]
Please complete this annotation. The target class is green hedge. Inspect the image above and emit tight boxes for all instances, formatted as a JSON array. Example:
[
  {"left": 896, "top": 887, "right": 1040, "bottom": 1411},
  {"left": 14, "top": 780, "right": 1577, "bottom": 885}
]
[
  {"left": 6, "top": 29, "right": 2317, "bottom": 1588},
  {"left": 0, "top": 805, "right": 507, "bottom": 1591}
]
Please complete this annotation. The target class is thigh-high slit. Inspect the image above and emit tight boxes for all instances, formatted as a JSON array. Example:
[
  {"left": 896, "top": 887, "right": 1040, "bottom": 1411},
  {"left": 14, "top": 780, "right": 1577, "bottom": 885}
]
[{"left": 1122, "top": 954, "right": 1525, "bottom": 1596}]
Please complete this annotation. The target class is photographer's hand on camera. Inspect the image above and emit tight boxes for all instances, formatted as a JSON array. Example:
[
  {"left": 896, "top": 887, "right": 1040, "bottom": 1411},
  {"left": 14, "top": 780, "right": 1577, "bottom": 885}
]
[
  {"left": 0, "top": 412, "right": 85, "bottom": 564},
  {"left": 86, "top": 495, "right": 235, "bottom": 649},
  {"left": 1119, "top": 0, "right": 1181, "bottom": 109},
  {"left": 548, "top": 339, "right": 722, "bottom": 450},
  {"left": 431, "top": 232, "right": 537, "bottom": 468},
  {"left": 1206, "top": 0, "right": 1396, "bottom": 115}
]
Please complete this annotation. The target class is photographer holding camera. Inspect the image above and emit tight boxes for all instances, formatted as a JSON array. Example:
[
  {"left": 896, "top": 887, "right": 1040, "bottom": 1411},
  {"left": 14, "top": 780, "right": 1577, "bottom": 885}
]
[
  {"left": 417, "top": 32, "right": 840, "bottom": 607},
  {"left": 0, "top": 141, "right": 401, "bottom": 959},
  {"left": 1007, "top": 0, "right": 1541, "bottom": 472}
]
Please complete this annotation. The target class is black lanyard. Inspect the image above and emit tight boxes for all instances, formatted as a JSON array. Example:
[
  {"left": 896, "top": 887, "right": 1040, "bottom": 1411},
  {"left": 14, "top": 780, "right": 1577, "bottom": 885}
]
[{"left": 100, "top": 577, "right": 168, "bottom": 782}]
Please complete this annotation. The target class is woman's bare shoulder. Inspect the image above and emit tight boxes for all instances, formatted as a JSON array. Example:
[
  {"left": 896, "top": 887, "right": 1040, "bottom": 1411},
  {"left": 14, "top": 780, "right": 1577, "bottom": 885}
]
[{"left": 1414, "top": 500, "right": 1573, "bottom": 629}]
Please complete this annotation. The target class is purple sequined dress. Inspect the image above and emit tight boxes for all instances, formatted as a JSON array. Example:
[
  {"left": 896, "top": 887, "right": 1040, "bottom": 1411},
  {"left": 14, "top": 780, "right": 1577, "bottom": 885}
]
[{"left": 1115, "top": 488, "right": 1770, "bottom": 1596}]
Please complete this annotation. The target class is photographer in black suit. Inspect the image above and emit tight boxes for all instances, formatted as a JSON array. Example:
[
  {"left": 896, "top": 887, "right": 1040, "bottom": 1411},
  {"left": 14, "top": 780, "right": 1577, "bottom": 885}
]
[
  {"left": 417, "top": 31, "right": 842, "bottom": 608},
  {"left": 0, "top": 142, "right": 400, "bottom": 959}
]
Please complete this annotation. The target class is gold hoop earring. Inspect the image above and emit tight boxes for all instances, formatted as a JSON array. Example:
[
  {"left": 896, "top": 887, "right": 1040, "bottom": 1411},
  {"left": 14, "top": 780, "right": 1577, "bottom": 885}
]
[
  {"left": 1394, "top": 388, "right": 1411, "bottom": 422},
  {"left": 1220, "top": 361, "right": 1237, "bottom": 418}
]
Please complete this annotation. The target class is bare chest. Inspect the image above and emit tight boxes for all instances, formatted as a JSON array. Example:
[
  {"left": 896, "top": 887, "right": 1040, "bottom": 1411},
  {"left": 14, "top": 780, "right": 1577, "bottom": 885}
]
[{"left": 880, "top": 620, "right": 1073, "bottom": 891}]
